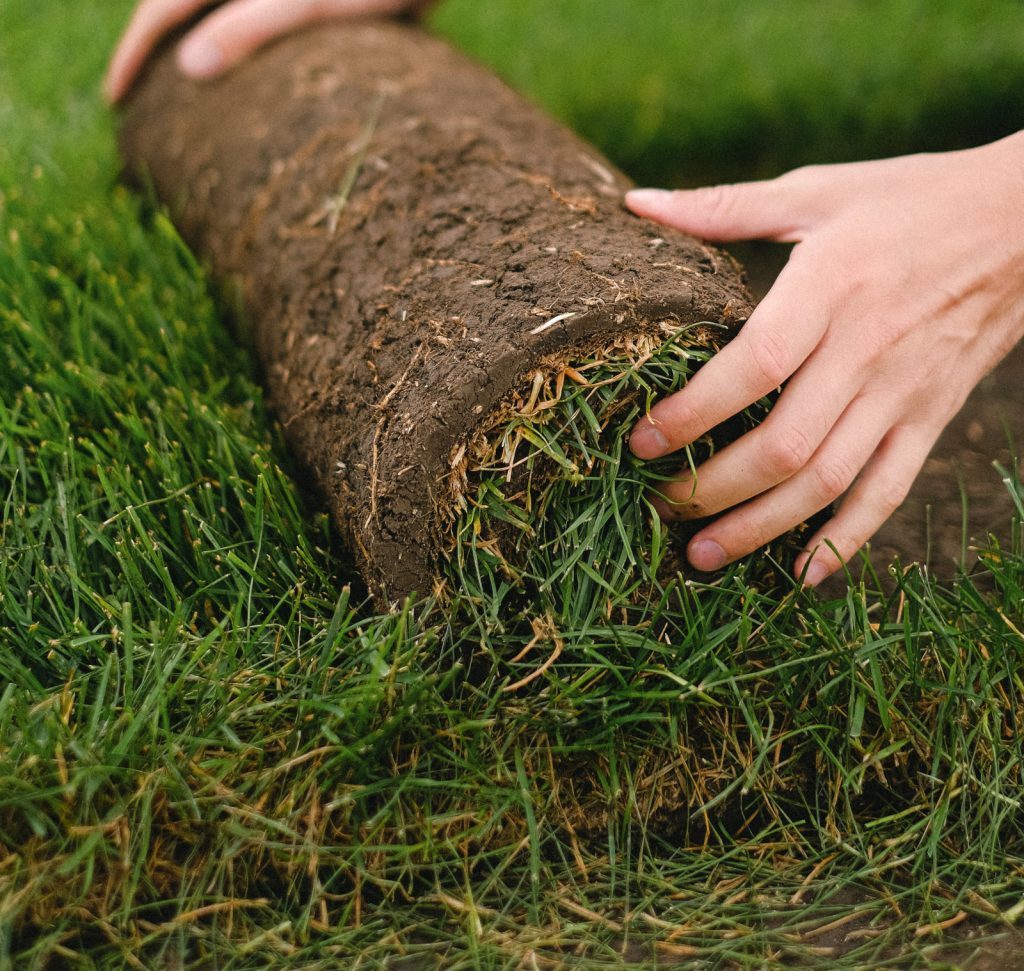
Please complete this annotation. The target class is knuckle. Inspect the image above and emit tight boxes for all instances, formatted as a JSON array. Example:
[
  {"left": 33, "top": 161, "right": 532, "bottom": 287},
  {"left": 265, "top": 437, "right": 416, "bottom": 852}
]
[
  {"left": 694, "top": 183, "right": 738, "bottom": 223},
  {"left": 763, "top": 424, "right": 815, "bottom": 477},
  {"left": 861, "top": 315, "right": 904, "bottom": 358},
  {"left": 877, "top": 477, "right": 912, "bottom": 516},
  {"left": 732, "top": 508, "right": 785, "bottom": 554},
  {"left": 780, "top": 163, "right": 827, "bottom": 191},
  {"left": 711, "top": 513, "right": 758, "bottom": 553},
  {"left": 662, "top": 398, "right": 710, "bottom": 445},
  {"left": 773, "top": 163, "right": 838, "bottom": 224},
  {"left": 809, "top": 455, "right": 858, "bottom": 504},
  {"left": 746, "top": 329, "right": 791, "bottom": 388}
]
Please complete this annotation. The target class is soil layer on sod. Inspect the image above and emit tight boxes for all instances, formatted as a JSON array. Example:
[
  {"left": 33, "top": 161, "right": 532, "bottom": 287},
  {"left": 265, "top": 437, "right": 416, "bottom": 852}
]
[{"left": 119, "top": 19, "right": 754, "bottom": 606}]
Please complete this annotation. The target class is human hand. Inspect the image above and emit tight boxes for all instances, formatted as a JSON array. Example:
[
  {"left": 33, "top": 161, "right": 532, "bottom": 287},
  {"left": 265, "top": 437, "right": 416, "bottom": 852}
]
[
  {"left": 626, "top": 132, "right": 1024, "bottom": 586},
  {"left": 105, "top": 0, "right": 434, "bottom": 103}
]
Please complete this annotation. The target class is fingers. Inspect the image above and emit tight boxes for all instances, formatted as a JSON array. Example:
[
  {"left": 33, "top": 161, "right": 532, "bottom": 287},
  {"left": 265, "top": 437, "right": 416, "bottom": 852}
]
[
  {"left": 626, "top": 168, "right": 823, "bottom": 244},
  {"left": 174, "top": 0, "right": 418, "bottom": 81},
  {"left": 105, "top": 0, "right": 431, "bottom": 103},
  {"left": 630, "top": 256, "right": 827, "bottom": 459},
  {"left": 652, "top": 362, "right": 861, "bottom": 519},
  {"left": 793, "top": 426, "right": 938, "bottom": 585},
  {"left": 680, "top": 418, "right": 932, "bottom": 583},
  {"left": 628, "top": 144, "right": 1024, "bottom": 588},
  {"left": 106, "top": 0, "right": 218, "bottom": 102},
  {"left": 677, "top": 395, "right": 890, "bottom": 570}
]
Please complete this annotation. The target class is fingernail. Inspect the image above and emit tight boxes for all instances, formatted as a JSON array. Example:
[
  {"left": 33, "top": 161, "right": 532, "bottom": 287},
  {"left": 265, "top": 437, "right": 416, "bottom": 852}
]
[
  {"left": 689, "top": 539, "right": 727, "bottom": 572},
  {"left": 649, "top": 495, "right": 675, "bottom": 521},
  {"left": 802, "top": 561, "right": 829, "bottom": 587},
  {"left": 630, "top": 422, "right": 670, "bottom": 459},
  {"left": 626, "top": 188, "right": 672, "bottom": 210},
  {"left": 178, "top": 38, "right": 224, "bottom": 79}
]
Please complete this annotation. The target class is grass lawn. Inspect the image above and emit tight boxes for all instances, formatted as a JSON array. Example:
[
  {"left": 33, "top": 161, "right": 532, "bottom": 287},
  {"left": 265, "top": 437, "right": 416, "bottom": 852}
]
[
  {"left": 434, "top": 0, "right": 1024, "bottom": 186},
  {"left": 1, "top": 1, "right": 1023, "bottom": 967}
]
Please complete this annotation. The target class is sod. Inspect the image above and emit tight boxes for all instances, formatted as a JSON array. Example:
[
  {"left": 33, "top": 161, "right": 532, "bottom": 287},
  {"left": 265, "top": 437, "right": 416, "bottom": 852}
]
[
  {"left": 118, "top": 19, "right": 754, "bottom": 606},
  {"left": 4, "top": 1, "right": 1024, "bottom": 965},
  {"left": 447, "top": 322, "right": 798, "bottom": 637}
]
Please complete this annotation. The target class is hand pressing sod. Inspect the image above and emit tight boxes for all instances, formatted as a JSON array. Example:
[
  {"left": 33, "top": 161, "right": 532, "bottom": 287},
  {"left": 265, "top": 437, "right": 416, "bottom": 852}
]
[
  {"left": 105, "top": 0, "right": 432, "bottom": 103},
  {"left": 627, "top": 133, "right": 1024, "bottom": 585}
]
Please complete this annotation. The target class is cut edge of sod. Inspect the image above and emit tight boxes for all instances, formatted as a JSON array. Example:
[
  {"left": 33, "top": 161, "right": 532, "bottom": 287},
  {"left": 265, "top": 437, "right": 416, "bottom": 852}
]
[{"left": 440, "top": 320, "right": 785, "bottom": 619}]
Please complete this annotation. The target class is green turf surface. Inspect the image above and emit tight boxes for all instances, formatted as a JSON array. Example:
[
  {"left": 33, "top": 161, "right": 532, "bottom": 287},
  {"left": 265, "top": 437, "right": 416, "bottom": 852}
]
[{"left": 2, "top": 0, "right": 1024, "bottom": 966}]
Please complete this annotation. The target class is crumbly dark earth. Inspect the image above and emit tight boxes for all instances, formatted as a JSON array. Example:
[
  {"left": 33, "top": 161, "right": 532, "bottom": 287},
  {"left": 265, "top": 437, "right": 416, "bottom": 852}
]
[{"left": 119, "top": 19, "right": 753, "bottom": 607}]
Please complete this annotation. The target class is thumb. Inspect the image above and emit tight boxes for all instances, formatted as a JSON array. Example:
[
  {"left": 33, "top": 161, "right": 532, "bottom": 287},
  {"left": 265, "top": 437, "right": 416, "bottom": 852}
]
[{"left": 626, "top": 174, "right": 818, "bottom": 243}]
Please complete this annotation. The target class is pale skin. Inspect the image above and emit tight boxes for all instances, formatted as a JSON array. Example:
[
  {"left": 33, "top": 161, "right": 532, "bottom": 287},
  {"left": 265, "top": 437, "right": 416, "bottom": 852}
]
[{"left": 107, "top": 1, "right": 1024, "bottom": 587}]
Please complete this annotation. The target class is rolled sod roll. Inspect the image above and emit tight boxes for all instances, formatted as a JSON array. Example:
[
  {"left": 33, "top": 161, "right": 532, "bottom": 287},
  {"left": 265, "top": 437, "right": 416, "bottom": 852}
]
[{"left": 119, "top": 19, "right": 755, "bottom": 606}]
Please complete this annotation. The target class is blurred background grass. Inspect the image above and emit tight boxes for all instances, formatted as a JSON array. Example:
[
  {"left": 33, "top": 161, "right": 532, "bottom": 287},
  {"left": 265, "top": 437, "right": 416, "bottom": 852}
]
[
  {"left": 436, "top": 0, "right": 1024, "bottom": 185},
  {"left": 5, "top": 0, "right": 1024, "bottom": 191}
]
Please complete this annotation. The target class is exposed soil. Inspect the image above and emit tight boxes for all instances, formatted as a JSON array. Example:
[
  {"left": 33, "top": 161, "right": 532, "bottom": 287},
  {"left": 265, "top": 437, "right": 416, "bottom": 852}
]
[
  {"left": 119, "top": 19, "right": 752, "bottom": 606},
  {"left": 737, "top": 240, "right": 1024, "bottom": 585}
]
